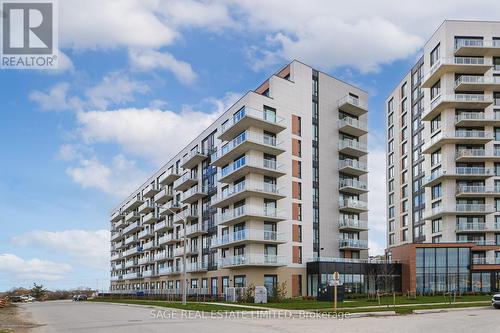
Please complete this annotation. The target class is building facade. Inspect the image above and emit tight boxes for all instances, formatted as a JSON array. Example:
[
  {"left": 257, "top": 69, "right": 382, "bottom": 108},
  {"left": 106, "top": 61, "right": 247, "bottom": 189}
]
[
  {"left": 386, "top": 20, "right": 500, "bottom": 293},
  {"left": 109, "top": 60, "right": 369, "bottom": 297}
]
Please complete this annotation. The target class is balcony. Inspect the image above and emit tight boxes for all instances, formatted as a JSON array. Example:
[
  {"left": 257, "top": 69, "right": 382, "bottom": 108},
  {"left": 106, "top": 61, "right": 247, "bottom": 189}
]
[
  {"left": 455, "top": 112, "right": 500, "bottom": 126},
  {"left": 456, "top": 223, "right": 488, "bottom": 233},
  {"left": 142, "top": 183, "right": 160, "bottom": 198},
  {"left": 123, "top": 196, "right": 144, "bottom": 212},
  {"left": 338, "top": 159, "right": 368, "bottom": 176},
  {"left": 158, "top": 266, "right": 173, "bottom": 275},
  {"left": 184, "top": 208, "right": 199, "bottom": 222},
  {"left": 455, "top": 149, "right": 496, "bottom": 162},
  {"left": 123, "top": 246, "right": 142, "bottom": 257},
  {"left": 181, "top": 185, "right": 208, "bottom": 204},
  {"left": 422, "top": 130, "right": 493, "bottom": 154},
  {"left": 211, "top": 131, "right": 285, "bottom": 167},
  {"left": 455, "top": 75, "right": 500, "bottom": 91},
  {"left": 187, "top": 261, "right": 208, "bottom": 273},
  {"left": 159, "top": 233, "right": 178, "bottom": 245},
  {"left": 217, "top": 205, "right": 285, "bottom": 226},
  {"left": 155, "top": 251, "right": 172, "bottom": 262},
  {"left": 138, "top": 201, "right": 155, "bottom": 214},
  {"left": 181, "top": 149, "right": 208, "bottom": 170},
  {"left": 338, "top": 218, "right": 368, "bottom": 231},
  {"left": 338, "top": 95, "right": 368, "bottom": 116},
  {"left": 218, "top": 106, "right": 286, "bottom": 141},
  {"left": 338, "top": 117, "right": 368, "bottom": 137},
  {"left": 339, "top": 179, "right": 368, "bottom": 195},
  {"left": 421, "top": 57, "right": 492, "bottom": 88},
  {"left": 218, "top": 254, "right": 286, "bottom": 268},
  {"left": 185, "top": 222, "right": 208, "bottom": 237},
  {"left": 154, "top": 187, "right": 173, "bottom": 204},
  {"left": 138, "top": 256, "right": 155, "bottom": 265},
  {"left": 339, "top": 199, "right": 368, "bottom": 213},
  {"left": 159, "top": 201, "right": 182, "bottom": 215},
  {"left": 339, "top": 239, "right": 368, "bottom": 250},
  {"left": 114, "top": 219, "right": 125, "bottom": 229},
  {"left": 125, "top": 211, "right": 141, "bottom": 223},
  {"left": 456, "top": 186, "right": 500, "bottom": 197},
  {"left": 142, "top": 240, "right": 160, "bottom": 251},
  {"left": 213, "top": 181, "right": 285, "bottom": 208},
  {"left": 111, "top": 231, "right": 124, "bottom": 242},
  {"left": 124, "top": 259, "right": 138, "bottom": 268},
  {"left": 123, "top": 221, "right": 142, "bottom": 235},
  {"left": 338, "top": 139, "right": 368, "bottom": 157},
  {"left": 219, "top": 156, "right": 285, "bottom": 183},
  {"left": 454, "top": 39, "right": 500, "bottom": 56},
  {"left": 123, "top": 272, "right": 142, "bottom": 280},
  {"left": 173, "top": 173, "right": 199, "bottom": 191},
  {"left": 154, "top": 219, "right": 173, "bottom": 232},
  {"left": 110, "top": 275, "right": 123, "bottom": 282},
  {"left": 424, "top": 167, "right": 493, "bottom": 187},
  {"left": 111, "top": 211, "right": 124, "bottom": 222},
  {"left": 142, "top": 270, "right": 155, "bottom": 278},
  {"left": 143, "top": 211, "right": 159, "bottom": 224},
  {"left": 422, "top": 94, "right": 493, "bottom": 121},
  {"left": 212, "top": 229, "right": 285, "bottom": 248},
  {"left": 110, "top": 252, "right": 122, "bottom": 261},
  {"left": 124, "top": 235, "right": 138, "bottom": 246},
  {"left": 472, "top": 258, "right": 500, "bottom": 266},
  {"left": 424, "top": 204, "right": 495, "bottom": 220},
  {"left": 138, "top": 228, "right": 154, "bottom": 240},
  {"left": 159, "top": 168, "right": 181, "bottom": 186}
]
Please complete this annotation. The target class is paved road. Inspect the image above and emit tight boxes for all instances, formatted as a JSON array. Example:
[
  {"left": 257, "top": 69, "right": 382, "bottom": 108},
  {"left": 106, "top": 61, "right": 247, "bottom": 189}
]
[{"left": 19, "top": 300, "right": 499, "bottom": 333}]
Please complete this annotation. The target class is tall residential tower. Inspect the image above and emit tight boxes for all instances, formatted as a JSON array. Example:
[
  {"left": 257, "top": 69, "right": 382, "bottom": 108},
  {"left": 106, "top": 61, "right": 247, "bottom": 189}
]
[
  {"left": 387, "top": 21, "right": 500, "bottom": 293},
  {"left": 109, "top": 60, "right": 370, "bottom": 297}
]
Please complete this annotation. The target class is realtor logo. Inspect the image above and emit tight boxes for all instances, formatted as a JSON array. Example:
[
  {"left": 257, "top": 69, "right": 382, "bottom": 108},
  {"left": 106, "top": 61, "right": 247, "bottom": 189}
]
[{"left": 1, "top": 0, "right": 58, "bottom": 69}]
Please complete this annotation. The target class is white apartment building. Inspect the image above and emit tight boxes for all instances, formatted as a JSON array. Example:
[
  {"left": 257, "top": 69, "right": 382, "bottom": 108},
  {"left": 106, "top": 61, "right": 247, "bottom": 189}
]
[
  {"left": 109, "top": 60, "right": 369, "bottom": 297},
  {"left": 386, "top": 21, "right": 500, "bottom": 272}
]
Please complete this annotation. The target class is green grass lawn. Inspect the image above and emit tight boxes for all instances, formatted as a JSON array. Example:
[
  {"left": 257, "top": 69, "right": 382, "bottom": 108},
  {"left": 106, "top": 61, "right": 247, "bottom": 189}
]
[
  {"left": 90, "top": 298, "right": 252, "bottom": 312},
  {"left": 245, "top": 294, "right": 492, "bottom": 310}
]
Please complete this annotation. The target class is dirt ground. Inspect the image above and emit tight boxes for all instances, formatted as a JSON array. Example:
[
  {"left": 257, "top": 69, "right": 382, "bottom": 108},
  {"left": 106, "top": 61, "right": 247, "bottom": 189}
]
[{"left": 0, "top": 304, "right": 38, "bottom": 333}]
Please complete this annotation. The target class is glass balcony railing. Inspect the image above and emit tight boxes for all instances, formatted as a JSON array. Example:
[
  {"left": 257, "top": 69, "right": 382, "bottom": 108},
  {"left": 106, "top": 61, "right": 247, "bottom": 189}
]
[
  {"left": 338, "top": 139, "right": 367, "bottom": 151},
  {"left": 220, "top": 156, "right": 282, "bottom": 178},
  {"left": 218, "top": 254, "right": 285, "bottom": 268},
  {"left": 339, "top": 239, "right": 368, "bottom": 249},
  {"left": 338, "top": 159, "right": 367, "bottom": 172},
  {"left": 211, "top": 131, "right": 282, "bottom": 162},
  {"left": 213, "top": 229, "right": 284, "bottom": 246},
  {"left": 218, "top": 205, "right": 283, "bottom": 224},
  {"left": 338, "top": 218, "right": 368, "bottom": 230},
  {"left": 215, "top": 180, "right": 281, "bottom": 203},
  {"left": 339, "top": 179, "right": 368, "bottom": 190},
  {"left": 220, "top": 106, "right": 284, "bottom": 135},
  {"left": 456, "top": 185, "right": 500, "bottom": 195}
]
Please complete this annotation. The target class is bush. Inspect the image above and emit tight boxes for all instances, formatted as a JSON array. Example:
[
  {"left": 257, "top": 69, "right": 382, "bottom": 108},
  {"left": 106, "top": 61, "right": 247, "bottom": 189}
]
[
  {"left": 269, "top": 282, "right": 287, "bottom": 303},
  {"left": 240, "top": 284, "right": 255, "bottom": 303}
]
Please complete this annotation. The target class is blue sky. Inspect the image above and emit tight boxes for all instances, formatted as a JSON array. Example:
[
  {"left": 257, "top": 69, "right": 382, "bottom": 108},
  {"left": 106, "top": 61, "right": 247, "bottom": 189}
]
[{"left": 2, "top": 0, "right": 499, "bottom": 291}]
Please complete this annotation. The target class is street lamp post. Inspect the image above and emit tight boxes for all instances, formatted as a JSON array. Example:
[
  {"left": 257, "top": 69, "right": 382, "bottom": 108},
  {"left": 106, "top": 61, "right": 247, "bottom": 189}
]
[{"left": 165, "top": 205, "right": 188, "bottom": 305}]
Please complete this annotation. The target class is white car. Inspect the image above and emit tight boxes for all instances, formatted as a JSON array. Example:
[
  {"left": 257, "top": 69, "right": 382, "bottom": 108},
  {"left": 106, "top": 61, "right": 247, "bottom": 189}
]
[
  {"left": 492, "top": 294, "right": 500, "bottom": 309},
  {"left": 20, "top": 295, "right": 35, "bottom": 302}
]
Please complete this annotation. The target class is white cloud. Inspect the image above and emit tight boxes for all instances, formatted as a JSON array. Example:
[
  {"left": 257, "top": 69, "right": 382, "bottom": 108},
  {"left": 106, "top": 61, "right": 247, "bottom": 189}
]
[
  {"left": 85, "top": 72, "right": 150, "bottom": 109},
  {"left": 74, "top": 92, "right": 241, "bottom": 165},
  {"left": 29, "top": 82, "right": 83, "bottom": 112},
  {"left": 129, "top": 49, "right": 197, "bottom": 85},
  {"left": 12, "top": 230, "right": 110, "bottom": 270},
  {"left": 0, "top": 254, "right": 73, "bottom": 281},
  {"left": 30, "top": 73, "right": 149, "bottom": 112},
  {"left": 65, "top": 154, "right": 147, "bottom": 197}
]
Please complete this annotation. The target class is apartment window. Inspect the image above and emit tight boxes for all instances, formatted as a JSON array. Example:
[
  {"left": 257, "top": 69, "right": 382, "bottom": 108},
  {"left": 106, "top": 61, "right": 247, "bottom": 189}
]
[
  {"left": 389, "top": 207, "right": 395, "bottom": 219},
  {"left": 402, "top": 229, "right": 408, "bottom": 242},
  {"left": 402, "top": 185, "right": 408, "bottom": 198},
  {"left": 402, "top": 215, "right": 409, "bottom": 227},
  {"left": 388, "top": 180, "right": 394, "bottom": 192},
  {"left": 401, "top": 82, "right": 407, "bottom": 99},
  {"left": 292, "top": 138, "right": 301, "bottom": 157},
  {"left": 234, "top": 275, "right": 246, "bottom": 287},
  {"left": 388, "top": 98, "right": 394, "bottom": 114},
  {"left": 388, "top": 140, "right": 394, "bottom": 153},
  {"left": 432, "top": 219, "right": 442, "bottom": 233},
  {"left": 495, "top": 127, "right": 500, "bottom": 141},
  {"left": 389, "top": 233, "right": 395, "bottom": 245},
  {"left": 431, "top": 149, "right": 441, "bottom": 166},
  {"left": 293, "top": 246, "right": 302, "bottom": 264},
  {"left": 292, "top": 181, "right": 302, "bottom": 200},
  {"left": 431, "top": 184, "right": 442, "bottom": 200},
  {"left": 431, "top": 115, "right": 441, "bottom": 134},
  {"left": 292, "top": 160, "right": 301, "bottom": 178},
  {"left": 292, "top": 115, "right": 301, "bottom": 136},
  {"left": 432, "top": 235, "right": 442, "bottom": 243},
  {"left": 388, "top": 193, "right": 394, "bottom": 205},
  {"left": 494, "top": 57, "right": 500, "bottom": 71},
  {"left": 293, "top": 224, "right": 302, "bottom": 242},
  {"left": 389, "top": 220, "right": 395, "bottom": 232},
  {"left": 402, "top": 200, "right": 408, "bottom": 213},
  {"left": 401, "top": 142, "right": 408, "bottom": 155},
  {"left": 388, "top": 126, "right": 394, "bottom": 139},
  {"left": 388, "top": 153, "right": 394, "bottom": 166},
  {"left": 431, "top": 80, "right": 441, "bottom": 100},
  {"left": 388, "top": 113, "right": 394, "bottom": 126},
  {"left": 430, "top": 43, "right": 440, "bottom": 67},
  {"left": 402, "top": 156, "right": 408, "bottom": 169},
  {"left": 401, "top": 170, "right": 408, "bottom": 184},
  {"left": 292, "top": 202, "right": 302, "bottom": 221}
]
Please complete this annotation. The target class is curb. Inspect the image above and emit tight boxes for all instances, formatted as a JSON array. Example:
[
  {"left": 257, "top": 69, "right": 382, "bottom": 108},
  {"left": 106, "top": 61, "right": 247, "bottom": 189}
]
[{"left": 413, "top": 306, "right": 490, "bottom": 314}]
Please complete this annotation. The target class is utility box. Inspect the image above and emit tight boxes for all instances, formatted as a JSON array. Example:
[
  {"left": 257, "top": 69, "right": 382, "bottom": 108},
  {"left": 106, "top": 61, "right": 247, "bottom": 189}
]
[
  {"left": 254, "top": 286, "right": 267, "bottom": 304},
  {"left": 317, "top": 284, "right": 345, "bottom": 302}
]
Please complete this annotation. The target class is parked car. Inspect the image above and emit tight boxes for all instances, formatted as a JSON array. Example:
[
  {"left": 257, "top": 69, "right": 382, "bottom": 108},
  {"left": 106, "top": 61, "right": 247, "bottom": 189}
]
[
  {"left": 10, "top": 295, "right": 23, "bottom": 303},
  {"left": 492, "top": 294, "right": 500, "bottom": 309},
  {"left": 19, "top": 295, "right": 35, "bottom": 302},
  {"left": 72, "top": 294, "right": 87, "bottom": 301}
]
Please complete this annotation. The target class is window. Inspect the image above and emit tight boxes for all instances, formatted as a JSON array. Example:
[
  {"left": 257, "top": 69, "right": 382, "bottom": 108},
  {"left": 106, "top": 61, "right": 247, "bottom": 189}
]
[
  {"left": 402, "top": 185, "right": 408, "bottom": 198},
  {"left": 432, "top": 219, "right": 442, "bottom": 233},
  {"left": 431, "top": 149, "right": 441, "bottom": 166},
  {"left": 401, "top": 82, "right": 407, "bottom": 99},
  {"left": 402, "top": 229, "right": 408, "bottom": 242},
  {"left": 389, "top": 233, "right": 395, "bottom": 245},
  {"left": 402, "top": 215, "right": 409, "bottom": 227},
  {"left": 432, "top": 184, "right": 442, "bottom": 200},
  {"left": 234, "top": 275, "right": 246, "bottom": 287},
  {"left": 430, "top": 43, "right": 440, "bottom": 67},
  {"left": 431, "top": 80, "right": 441, "bottom": 100},
  {"left": 432, "top": 235, "right": 442, "bottom": 243},
  {"left": 431, "top": 115, "right": 441, "bottom": 133}
]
